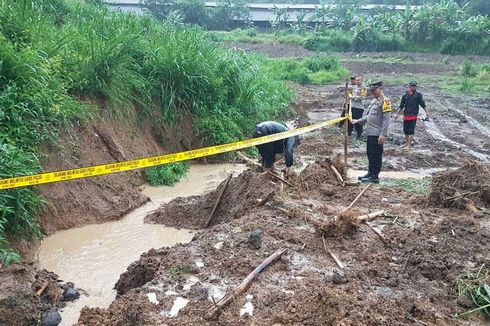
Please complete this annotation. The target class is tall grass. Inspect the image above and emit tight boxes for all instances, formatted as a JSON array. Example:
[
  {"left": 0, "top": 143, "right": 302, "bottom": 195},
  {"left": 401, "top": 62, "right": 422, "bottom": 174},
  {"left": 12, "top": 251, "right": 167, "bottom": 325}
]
[
  {"left": 0, "top": 0, "right": 293, "bottom": 264},
  {"left": 264, "top": 54, "right": 348, "bottom": 85}
]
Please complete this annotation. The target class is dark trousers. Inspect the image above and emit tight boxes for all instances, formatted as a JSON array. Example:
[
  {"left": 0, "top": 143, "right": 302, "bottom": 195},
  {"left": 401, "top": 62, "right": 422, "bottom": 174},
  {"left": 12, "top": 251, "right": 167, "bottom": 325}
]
[
  {"left": 351, "top": 107, "right": 364, "bottom": 137},
  {"left": 367, "top": 136, "right": 383, "bottom": 177}
]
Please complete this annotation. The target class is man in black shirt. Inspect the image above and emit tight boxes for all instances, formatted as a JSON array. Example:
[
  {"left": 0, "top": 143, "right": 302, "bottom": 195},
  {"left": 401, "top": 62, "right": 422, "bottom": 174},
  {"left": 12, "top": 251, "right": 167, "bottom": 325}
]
[
  {"left": 395, "top": 81, "right": 429, "bottom": 150},
  {"left": 252, "top": 121, "right": 296, "bottom": 177}
]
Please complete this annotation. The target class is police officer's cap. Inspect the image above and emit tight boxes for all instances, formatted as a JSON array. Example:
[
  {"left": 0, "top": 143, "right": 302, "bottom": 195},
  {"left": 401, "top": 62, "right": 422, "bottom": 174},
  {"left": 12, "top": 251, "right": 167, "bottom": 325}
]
[
  {"left": 409, "top": 80, "right": 418, "bottom": 86},
  {"left": 369, "top": 81, "right": 383, "bottom": 88},
  {"left": 350, "top": 75, "right": 356, "bottom": 80}
]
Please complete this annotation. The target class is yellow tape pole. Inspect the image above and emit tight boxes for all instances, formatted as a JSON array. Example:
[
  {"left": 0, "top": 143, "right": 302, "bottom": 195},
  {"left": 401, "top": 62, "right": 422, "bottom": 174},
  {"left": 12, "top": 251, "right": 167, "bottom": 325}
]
[{"left": 0, "top": 117, "right": 346, "bottom": 190}]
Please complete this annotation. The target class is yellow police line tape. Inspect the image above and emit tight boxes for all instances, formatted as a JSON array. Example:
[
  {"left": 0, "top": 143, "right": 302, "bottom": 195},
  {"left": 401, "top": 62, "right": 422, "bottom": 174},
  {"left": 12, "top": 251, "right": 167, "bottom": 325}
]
[{"left": 0, "top": 116, "right": 347, "bottom": 190}]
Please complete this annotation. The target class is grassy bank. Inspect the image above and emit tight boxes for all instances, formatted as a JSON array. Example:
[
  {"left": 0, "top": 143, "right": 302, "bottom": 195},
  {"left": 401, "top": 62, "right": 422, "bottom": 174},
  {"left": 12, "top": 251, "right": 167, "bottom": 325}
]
[{"left": 0, "top": 0, "right": 320, "bottom": 263}]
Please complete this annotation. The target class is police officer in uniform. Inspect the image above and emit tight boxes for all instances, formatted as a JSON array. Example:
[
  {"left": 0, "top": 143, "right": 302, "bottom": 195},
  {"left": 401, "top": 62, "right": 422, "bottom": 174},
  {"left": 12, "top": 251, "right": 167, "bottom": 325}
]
[
  {"left": 252, "top": 121, "right": 297, "bottom": 178},
  {"left": 352, "top": 81, "right": 392, "bottom": 183},
  {"left": 350, "top": 76, "right": 369, "bottom": 139}
]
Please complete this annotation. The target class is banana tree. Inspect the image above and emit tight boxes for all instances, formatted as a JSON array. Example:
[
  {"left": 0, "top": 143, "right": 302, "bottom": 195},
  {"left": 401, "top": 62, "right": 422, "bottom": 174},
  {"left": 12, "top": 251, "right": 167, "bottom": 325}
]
[
  {"left": 272, "top": 5, "right": 290, "bottom": 30},
  {"left": 314, "top": 1, "right": 334, "bottom": 30}
]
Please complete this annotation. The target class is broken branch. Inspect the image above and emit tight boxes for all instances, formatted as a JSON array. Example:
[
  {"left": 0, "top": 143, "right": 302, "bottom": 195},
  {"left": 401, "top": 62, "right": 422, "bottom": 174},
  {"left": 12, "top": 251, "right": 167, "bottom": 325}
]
[
  {"left": 342, "top": 184, "right": 372, "bottom": 213},
  {"left": 322, "top": 235, "right": 344, "bottom": 269},
  {"left": 446, "top": 190, "right": 479, "bottom": 202},
  {"left": 204, "top": 173, "right": 233, "bottom": 228},
  {"left": 330, "top": 165, "right": 344, "bottom": 184},
  {"left": 206, "top": 248, "right": 287, "bottom": 319},
  {"left": 236, "top": 152, "right": 261, "bottom": 168},
  {"left": 364, "top": 221, "right": 389, "bottom": 246},
  {"left": 356, "top": 210, "right": 385, "bottom": 222},
  {"left": 266, "top": 171, "right": 292, "bottom": 186}
]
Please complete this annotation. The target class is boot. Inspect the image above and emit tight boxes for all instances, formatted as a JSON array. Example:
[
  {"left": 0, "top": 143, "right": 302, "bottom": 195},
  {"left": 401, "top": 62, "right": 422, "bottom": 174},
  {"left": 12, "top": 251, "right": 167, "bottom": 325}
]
[
  {"left": 358, "top": 172, "right": 371, "bottom": 181},
  {"left": 361, "top": 175, "right": 380, "bottom": 184}
]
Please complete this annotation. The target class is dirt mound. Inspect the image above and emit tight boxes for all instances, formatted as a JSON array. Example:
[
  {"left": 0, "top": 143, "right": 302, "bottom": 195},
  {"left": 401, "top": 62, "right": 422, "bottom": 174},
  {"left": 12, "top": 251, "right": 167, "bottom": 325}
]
[
  {"left": 295, "top": 157, "right": 345, "bottom": 196},
  {"left": 429, "top": 161, "right": 490, "bottom": 210},
  {"left": 146, "top": 169, "right": 279, "bottom": 229}
]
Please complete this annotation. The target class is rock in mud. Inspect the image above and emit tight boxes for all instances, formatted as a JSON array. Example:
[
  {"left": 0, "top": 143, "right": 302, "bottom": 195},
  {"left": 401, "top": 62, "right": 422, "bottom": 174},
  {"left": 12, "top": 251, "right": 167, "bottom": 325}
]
[
  {"left": 62, "top": 286, "right": 80, "bottom": 301},
  {"left": 248, "top": 229, "right": 263, "bottom": 249},
  {"left": 41, "top": 310, "right": 62, "bottom": 326}
]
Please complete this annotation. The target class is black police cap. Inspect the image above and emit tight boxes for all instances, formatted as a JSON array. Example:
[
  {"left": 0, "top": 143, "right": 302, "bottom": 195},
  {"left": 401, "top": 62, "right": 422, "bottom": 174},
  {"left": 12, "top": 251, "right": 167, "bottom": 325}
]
[
  {"left": 370, "top": 81, "right": 383, "bottom": 88},
  {"left": 350, "top": 75, "right": 356, "bottom": 80},
  {"left": 409, "top": 80, "right": 418, "bottom": 86}
]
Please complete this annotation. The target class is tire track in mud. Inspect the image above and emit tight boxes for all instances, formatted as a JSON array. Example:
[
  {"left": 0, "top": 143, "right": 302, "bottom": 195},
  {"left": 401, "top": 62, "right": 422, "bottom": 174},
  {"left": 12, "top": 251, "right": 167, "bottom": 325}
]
[
  {"left": 424, "top": 119, "right": 489, "bottom": 162},
  {"left": 443, "top": 99, "right": 490, "bottom": 139}
]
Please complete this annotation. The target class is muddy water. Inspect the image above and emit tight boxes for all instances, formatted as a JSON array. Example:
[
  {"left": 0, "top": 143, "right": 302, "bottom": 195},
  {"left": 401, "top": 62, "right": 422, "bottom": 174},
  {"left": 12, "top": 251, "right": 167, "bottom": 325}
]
[{"left": 39, "top": 163, "right": 247, "bottom": 326}]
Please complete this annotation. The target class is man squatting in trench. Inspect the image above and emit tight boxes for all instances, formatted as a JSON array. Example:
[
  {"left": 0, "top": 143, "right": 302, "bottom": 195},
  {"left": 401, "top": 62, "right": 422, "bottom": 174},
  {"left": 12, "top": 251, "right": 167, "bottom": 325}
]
[{"left": 252, "top": 121, "right": 299, "bottom": 179}]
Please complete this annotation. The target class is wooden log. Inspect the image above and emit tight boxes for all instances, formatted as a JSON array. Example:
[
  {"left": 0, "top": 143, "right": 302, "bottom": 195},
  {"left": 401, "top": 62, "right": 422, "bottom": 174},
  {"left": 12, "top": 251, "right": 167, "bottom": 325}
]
[
  {"left": 206, "top": 248, "right": 287, "bottom": 319},
  {"left": 342, "top": 184, "right": 371, "bottom": 213},
  {"left": 204, "top": 173, "right": 233, "bottom": 227},
  {"left": 266, "top": 171, "right": 292, "bottom": 187},
  {"left": 322, "top": 235, "right": 344, "bottom": 269},
  {"left": 356, "top": 210, "right": 385, "bottom": 221},
  {"left": 364, "top": 221, "right": 389, "bottom": 246},
  {"left": 330, "top": 165, "right": 344, "bottom": 184},
  {"left": 257, "top": 192, "right": 275, "bottom": 207}
]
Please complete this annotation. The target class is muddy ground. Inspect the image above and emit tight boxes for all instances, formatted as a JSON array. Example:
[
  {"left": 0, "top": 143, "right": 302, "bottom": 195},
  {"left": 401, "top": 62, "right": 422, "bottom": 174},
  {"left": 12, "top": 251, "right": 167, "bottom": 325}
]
[
  {"left": 76, "top": 45, "right": 490, "bottom": 325},
  {"left": 77, "top": 161, "right": 490, "bottom": 325},
  {"left": 2, "top": 44, "right": 490, "bottom": 325}
]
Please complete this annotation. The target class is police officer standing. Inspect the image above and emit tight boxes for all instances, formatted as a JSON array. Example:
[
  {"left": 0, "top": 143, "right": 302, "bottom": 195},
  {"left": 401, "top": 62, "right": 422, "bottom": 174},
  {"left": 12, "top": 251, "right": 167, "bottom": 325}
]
[
  {"left": 352, "top": 81, "right": 392, "bottom": 183},
  {"left": 252, "top": 121, "right": 297, "bottom": 178},
  {"left": 350, "top": 76, "right": 369, "bottom": 140},
  {"left": 395, "top": 81, "right": 428, "bottom": 151}
]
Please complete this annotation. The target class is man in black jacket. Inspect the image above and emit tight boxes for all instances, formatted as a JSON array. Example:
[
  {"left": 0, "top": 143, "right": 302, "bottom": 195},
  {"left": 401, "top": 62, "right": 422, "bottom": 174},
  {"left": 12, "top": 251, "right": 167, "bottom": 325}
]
[
  {"left": 252, "top": 121, "right": 296, "bottom": 177},
  {"left": 395, "top": 81, "right": 429, "bottom": 150}
]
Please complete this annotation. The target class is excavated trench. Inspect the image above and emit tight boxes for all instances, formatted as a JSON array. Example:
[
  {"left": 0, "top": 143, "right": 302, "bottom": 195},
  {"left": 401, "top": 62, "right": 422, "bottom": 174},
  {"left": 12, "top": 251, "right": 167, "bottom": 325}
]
[{"left": 38, "top": 163, "right": 246, "bottom": 326}]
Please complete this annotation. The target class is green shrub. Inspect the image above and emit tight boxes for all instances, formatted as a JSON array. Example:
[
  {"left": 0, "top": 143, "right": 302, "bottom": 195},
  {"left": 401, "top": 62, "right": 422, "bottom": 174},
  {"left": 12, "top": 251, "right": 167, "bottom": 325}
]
[
  {"left": 0, "top": 143, "right": 44, "bottom": 265},
  {"left": 305, "top": 55, "right": 339, "bottom": 72},
  {"left": 145, "top": 162, "right": 190, "bottom": 186},
  {"left": 461, "top": 62, "right": 479, "bottom": 77},
  {"left": 264, "top": 55, "right": 347, "bottom": 85},
  {"left": 459, "top": 79, "right": 477, "bottom": 92},
  {"left": 304, "top": 30, "right": 353, "bottom": 52}
]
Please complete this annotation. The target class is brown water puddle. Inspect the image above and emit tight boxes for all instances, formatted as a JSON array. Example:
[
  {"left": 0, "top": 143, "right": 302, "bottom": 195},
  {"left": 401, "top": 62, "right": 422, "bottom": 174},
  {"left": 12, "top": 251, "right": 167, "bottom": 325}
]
[{"left": 38, "top": 163, "right": 246, "bottom": 326}]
